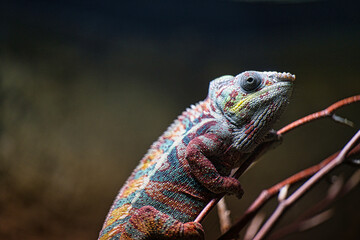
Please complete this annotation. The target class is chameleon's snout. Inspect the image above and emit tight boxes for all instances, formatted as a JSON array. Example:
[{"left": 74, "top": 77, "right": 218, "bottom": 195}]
[{"left": 276, "top": 72, "right": 296, "bottom": 82}]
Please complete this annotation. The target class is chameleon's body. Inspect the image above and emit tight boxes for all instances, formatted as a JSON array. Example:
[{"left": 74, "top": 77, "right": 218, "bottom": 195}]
[{"left": 99, "top": 71, "right": 295, "bottom": 240}]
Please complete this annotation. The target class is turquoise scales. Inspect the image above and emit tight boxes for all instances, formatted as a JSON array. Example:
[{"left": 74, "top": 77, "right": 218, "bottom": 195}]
[{"left": 99, "top": 71, "right": 295, "bottom": 239}]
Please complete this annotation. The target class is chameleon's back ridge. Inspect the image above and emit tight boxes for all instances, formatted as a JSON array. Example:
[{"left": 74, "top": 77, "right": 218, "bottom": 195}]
[{"left": 99, "top": 71, "right": 295, "bottom": 240}]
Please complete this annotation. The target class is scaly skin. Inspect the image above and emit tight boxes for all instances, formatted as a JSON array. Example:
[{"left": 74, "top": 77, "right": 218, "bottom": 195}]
[{"left": 98, "top": 71, "right": 295, "bottom": 240}]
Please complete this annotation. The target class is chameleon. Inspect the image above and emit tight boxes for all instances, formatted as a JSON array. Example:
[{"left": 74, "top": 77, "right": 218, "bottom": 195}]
[{"left": 98, "top": 71, "right": 295, "bottom": 240}]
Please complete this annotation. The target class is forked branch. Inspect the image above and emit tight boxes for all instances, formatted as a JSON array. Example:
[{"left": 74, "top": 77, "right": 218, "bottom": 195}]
[
  {"left": 252, "top": 130, "right": 360, "bottom": 240},
  {"left": 268, "top": 169, "right": 360, "bottom": 240},
  {"left": 218, "top": 142, "right": 360, "bottom": 240}
]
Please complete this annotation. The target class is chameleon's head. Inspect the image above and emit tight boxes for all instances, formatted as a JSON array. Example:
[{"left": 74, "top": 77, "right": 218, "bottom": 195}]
[{"left": 209, "top": 71, "right": 295, "bottom": 150}]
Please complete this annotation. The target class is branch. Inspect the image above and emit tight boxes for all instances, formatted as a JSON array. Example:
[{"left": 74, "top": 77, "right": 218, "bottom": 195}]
[
  {"left": 218, "top": 142, "right": 360, "bottom": 240},
  {"left": 268, "top": 209, "right": 334, "bottom": 240},
  {"left": 252, "top": 130, "right": 360, "bottom": 240},
  {"left": 217, "top": 198, "right": 232, "bottom": 234},
  {"left": 244, "top": 213, "right": 265, "bottom": 240},
  {"left": 268, "top": 169, "right": 360, "bottom": 240}
]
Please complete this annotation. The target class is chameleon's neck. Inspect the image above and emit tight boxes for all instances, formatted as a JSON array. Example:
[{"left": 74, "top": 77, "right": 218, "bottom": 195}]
[
  {"left": 208, "top": 96, "right": 281, "bottom": 153},
  {"left": 207, "top": 97, "right": 231, "bottom": 123}
]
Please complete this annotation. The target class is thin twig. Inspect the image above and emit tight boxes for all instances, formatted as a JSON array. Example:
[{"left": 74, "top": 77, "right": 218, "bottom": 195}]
[
  {"left": 218, "top": 198, "right": 232, "bottom": 234},
  {"left": 244, "top": 213, "right": 265, "bottom": 240},
  {"left": 278, "top": 95, "right": 360, "bottom": 135},
  {"left": 296, "top": 209, "right": 333, "bottom": 232}
]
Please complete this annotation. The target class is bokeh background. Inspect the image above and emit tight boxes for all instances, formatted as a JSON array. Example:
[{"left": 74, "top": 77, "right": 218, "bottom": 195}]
[{"left": 1, "top": 0, "right": 360, "bottom": 239}]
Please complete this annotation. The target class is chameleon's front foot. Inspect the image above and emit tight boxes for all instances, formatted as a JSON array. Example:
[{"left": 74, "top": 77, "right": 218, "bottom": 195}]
[
  {"left": 218, "top": 176, "right": 244, "bottom": 199},
  {"left": 182, "top": 221, "right": 205, "bottom": 240}
]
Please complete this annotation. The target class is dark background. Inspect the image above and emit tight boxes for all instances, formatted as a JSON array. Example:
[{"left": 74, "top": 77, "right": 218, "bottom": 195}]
[{"left": 1, "top": 0, "right": 360, "bottom": 239}]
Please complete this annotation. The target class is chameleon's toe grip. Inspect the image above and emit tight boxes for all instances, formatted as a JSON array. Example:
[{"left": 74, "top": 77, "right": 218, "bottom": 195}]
[
  {"left": 220, "top": 176, "right": 244, "bottom": 199},
  {"left": 183, "top": 221, "right": 205, "bottom": 240}
]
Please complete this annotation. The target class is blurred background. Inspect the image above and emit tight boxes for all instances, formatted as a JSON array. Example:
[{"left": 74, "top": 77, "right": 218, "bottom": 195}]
[{"left": 1, "top": 0, "right": 360, "bottom": 239}]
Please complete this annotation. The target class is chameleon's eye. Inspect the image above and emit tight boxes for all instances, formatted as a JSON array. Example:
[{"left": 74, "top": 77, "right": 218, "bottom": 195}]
[{"left": 240, "top": 74, "right": 262, "bottom": 92}]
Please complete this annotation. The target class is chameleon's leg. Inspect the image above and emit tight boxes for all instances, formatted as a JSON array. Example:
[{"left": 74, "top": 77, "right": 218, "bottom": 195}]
[
  {"left": 121, "top": 206, "right": 204, "bottom": 240},
  {"left": 186, "top": 134, "right": 244, "bottom": 198}
]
